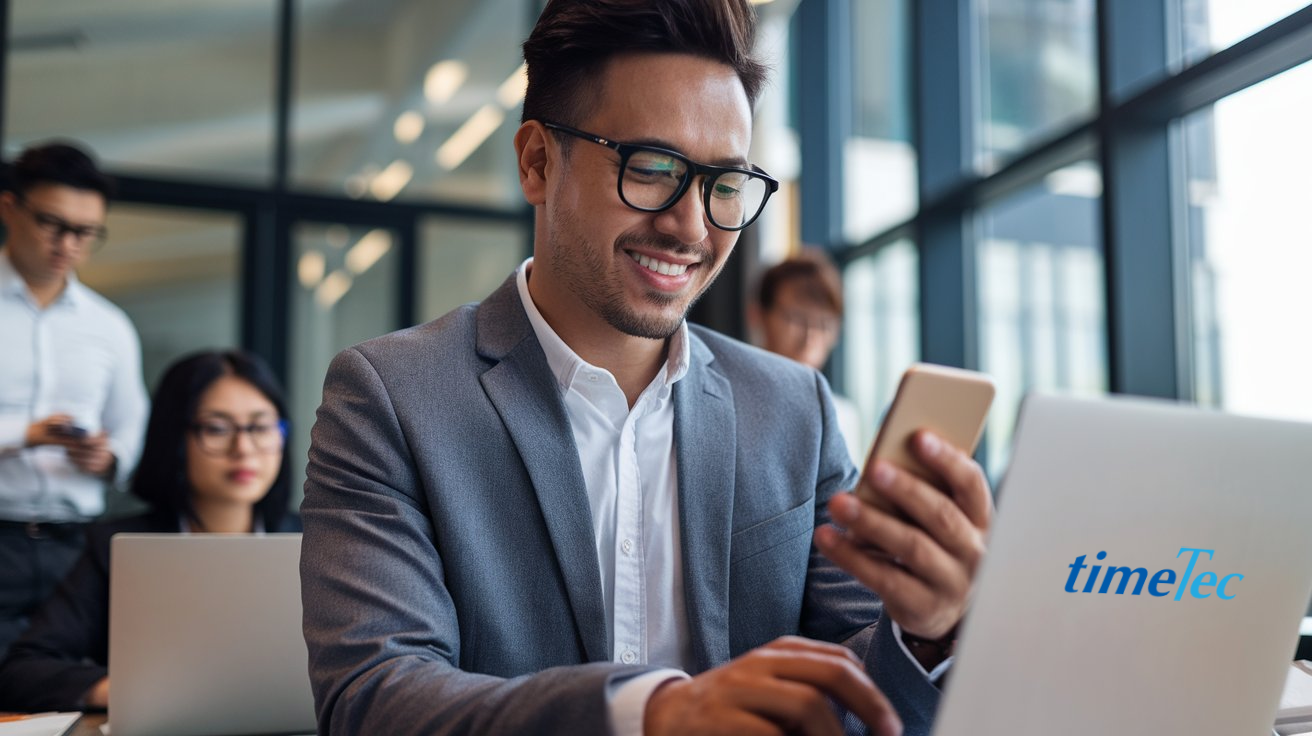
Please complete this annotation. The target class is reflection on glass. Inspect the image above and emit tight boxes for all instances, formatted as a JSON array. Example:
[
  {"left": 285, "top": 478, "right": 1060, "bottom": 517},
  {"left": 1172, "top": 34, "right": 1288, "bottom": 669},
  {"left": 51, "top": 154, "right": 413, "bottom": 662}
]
[
  {"left": 81, "top": 205, "right": 242, "bottom": 389},
  {"left": 1179, "top": 0, "right": 1311, "bottom": 65},
  {"left": 289, "top": 223, "right": 398, "bottom": 501},
  {"left": 1182, "top": 61, "right": 1312, "bottom": 421},
  {"left": 416, "top": 217, "right": 525, "bottom": 324},
  {"left": 293, "top": 0, "right": 528, "bottom": 206},
  {"left": 5, "top": 1, "right": 277, "bottom": 180},
  {"left": 842, "top": 241, "right": 919, "bottom": 451},
  {"left": 846, "top": 0, "right": 916, "bottom": 242},
  {"left": 976, "top": 0, "right": 1098, "bottom": 167},
  {"left": 978, "top": 163, "right": 1107, "bottom": 474}
]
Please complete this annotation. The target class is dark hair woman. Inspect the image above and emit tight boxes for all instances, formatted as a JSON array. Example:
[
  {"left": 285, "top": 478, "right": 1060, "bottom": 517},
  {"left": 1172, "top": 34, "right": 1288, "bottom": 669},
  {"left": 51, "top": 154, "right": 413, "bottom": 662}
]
[{"left": 0, "top": 350, "right": 300, "bottom": 712}]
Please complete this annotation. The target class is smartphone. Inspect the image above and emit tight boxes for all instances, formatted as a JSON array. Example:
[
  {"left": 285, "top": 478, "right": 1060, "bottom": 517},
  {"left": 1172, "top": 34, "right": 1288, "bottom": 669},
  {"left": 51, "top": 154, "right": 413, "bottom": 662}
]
[
  {"left": 50, "top": 423, "right": 89, "bottom": 439},
  {"left": 854, "top": 363, "right": 995, "bottom": 512}
]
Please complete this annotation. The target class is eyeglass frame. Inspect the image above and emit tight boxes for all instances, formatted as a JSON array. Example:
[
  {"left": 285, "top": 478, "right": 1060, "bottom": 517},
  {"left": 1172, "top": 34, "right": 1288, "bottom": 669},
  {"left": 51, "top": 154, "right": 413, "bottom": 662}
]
[
  {"left": 14, "top": 197, "right": 109, "bottom": 251},
  {"left": 542, "top": 121, "right": 780, "bottom": 232},
  {"left": 188, "top": 418, "right": 288, "bottom": 456}
]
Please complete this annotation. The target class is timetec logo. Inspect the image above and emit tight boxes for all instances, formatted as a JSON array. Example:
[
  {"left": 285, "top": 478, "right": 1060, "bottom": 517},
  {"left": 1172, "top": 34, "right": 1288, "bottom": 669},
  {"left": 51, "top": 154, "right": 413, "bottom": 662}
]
[{"left": 1064, "top": 547, "right": 1243, "bottom": 600}]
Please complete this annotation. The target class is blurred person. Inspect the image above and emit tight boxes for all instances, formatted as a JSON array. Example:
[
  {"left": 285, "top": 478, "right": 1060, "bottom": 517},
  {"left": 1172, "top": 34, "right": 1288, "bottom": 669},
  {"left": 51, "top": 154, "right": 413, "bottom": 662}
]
[
  {"left": 0, "top": 349, "right": 299, "bottom": 712},
  {"left": 302, "top": 2, "right": 991, "bottom": 735},
  {"left": 0, "top": 142, "right": 148, "bottom": 659},
  {"left": 751, "top": 249, "right": 864, "bottom": 462}
]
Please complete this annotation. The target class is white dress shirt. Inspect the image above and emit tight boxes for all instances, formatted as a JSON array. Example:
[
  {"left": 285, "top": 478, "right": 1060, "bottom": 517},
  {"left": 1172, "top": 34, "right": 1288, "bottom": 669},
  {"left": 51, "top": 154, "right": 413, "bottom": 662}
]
[
  {"left": 516, "top": 259, "right": 946, "bottom": 733},
  {"left": 0, "top": 250, "right": 149, "bottom": 522}
]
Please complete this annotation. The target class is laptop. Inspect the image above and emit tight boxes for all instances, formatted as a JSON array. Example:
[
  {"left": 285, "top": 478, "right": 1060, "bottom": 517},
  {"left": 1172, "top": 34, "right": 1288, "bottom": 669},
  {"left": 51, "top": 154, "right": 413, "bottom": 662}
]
[
  {"left": 934, "top": 393, "right": 1312, "bottom": 736},
  {"left": 108, "top": 534, "right": 317, "bottom": 736}
]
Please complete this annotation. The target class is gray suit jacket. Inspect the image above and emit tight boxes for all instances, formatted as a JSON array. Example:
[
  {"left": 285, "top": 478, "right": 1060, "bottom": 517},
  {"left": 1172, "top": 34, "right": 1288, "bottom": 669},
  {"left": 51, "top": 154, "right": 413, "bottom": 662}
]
[{"left": 301, "top": 276, "right": 941, "bottom": 735}]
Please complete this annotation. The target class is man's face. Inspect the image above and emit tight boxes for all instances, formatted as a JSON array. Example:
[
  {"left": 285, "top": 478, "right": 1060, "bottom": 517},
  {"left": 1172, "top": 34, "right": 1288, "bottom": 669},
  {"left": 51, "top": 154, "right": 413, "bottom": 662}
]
[
  {"left": 531, "top": 52, "right": 754, "bottom": 341},
  {"left": 0, "top": 183, "right": 107, "bottom": 286},
  {"left": 761, "top": 281, "right": 841, "bottom": 370}
]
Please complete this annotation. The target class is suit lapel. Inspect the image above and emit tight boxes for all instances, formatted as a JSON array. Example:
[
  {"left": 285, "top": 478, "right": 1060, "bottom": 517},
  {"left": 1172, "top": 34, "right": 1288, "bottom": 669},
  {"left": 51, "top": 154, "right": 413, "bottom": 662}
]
[
  {"left": 675, "top": 330, "right": 736, "bottom": 672},
  {"left": 476, "top": 277, "right": 609, "bottom": 664}
]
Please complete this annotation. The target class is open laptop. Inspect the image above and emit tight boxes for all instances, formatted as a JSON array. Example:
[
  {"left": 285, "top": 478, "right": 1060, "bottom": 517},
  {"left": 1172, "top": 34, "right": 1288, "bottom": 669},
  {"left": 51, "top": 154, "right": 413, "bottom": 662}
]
[
  {"left": 934, "top": 393, "right": 1312, "bottom": 736},
  {"left": 108, "top": 534, "right": 316, "bottom": 736}
]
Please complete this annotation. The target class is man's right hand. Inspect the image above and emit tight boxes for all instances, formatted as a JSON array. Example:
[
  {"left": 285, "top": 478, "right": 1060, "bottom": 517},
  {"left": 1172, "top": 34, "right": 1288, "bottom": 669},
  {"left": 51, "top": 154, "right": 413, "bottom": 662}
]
[
  {"left": 643, "top": 637, "right": 901, "bottom": 736},
  {"left": 25, "top": 414, "right": 79, "bottom": 448}
]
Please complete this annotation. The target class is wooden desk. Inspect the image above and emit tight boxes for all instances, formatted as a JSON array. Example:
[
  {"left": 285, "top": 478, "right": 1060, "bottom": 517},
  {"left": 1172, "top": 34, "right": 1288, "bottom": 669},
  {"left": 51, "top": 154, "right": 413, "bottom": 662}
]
[{"left": 67, "top": 713, "right": 105, "bottom": 736}]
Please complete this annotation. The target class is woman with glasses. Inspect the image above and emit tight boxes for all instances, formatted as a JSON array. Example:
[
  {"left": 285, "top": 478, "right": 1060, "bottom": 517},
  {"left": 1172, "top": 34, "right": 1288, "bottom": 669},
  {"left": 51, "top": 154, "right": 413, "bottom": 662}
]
[{"left": 0, "top": 349, "right": 298, "bottom": 713}]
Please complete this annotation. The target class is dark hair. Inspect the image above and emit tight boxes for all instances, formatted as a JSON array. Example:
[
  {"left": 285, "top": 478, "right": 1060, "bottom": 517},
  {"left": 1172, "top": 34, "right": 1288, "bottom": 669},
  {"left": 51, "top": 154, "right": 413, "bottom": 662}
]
[
  {"left": 521, "top": 0, "right": 768, "bottom": 127},
  {"left": 131, "top": 350, "right": 291, "bottom": 532},
  {"left": 8, "top": 141, "right": 115, "bottom": 202},
  {"left": 757, "top": 249, "right": 844, "bottom": 316}
]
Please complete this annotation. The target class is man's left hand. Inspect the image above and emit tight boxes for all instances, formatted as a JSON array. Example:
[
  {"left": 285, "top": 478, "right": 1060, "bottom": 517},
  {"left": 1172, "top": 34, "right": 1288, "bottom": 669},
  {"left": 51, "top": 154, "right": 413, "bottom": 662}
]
[
  {"left": 65, "top": 431, "right": 116, "bottom": 479},
  {"left": 815, "top": 430, "right": 991, "bottom": 643}
]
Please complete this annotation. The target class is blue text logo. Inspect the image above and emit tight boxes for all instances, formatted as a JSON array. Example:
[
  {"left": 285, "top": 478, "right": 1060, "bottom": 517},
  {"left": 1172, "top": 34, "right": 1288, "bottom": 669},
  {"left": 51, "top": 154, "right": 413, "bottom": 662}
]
[{"left": 1064, "top": 547, "right": 1243, "bottom": 600}]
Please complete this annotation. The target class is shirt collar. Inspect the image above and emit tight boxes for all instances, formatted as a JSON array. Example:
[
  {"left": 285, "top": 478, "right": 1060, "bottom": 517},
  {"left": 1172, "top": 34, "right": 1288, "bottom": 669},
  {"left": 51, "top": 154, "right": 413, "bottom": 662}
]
[{"left": 514, "top": 257, "right": 690, "bottom": 394}]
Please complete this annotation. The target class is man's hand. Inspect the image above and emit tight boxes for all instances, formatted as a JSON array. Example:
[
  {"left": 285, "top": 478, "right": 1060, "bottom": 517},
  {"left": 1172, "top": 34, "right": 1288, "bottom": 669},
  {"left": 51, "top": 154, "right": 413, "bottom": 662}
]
[
  {"left": 84, "top": 677, "right": 110, "bottom": 708},
  {"left": 644, "top": 637, "right": 901, "bottom": 736},
  {"left": 24, "top": 414, "right": 79, "bottom": 448},
  {"left": 816, "top": 430, "right": 991, "bottom": 645},
  {"left": 66, "top": 431, "right": 116, "bottom": 478}
]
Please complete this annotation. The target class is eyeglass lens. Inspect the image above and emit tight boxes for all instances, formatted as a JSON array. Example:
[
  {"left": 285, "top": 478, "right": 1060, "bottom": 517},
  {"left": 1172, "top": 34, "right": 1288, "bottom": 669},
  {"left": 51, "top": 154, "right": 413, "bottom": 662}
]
[
  {"left": 621, "top": 150, "right": 770, "bottom": 230},
  {"left": 193, "top": 419, "right": 285, "bottom": 454}
]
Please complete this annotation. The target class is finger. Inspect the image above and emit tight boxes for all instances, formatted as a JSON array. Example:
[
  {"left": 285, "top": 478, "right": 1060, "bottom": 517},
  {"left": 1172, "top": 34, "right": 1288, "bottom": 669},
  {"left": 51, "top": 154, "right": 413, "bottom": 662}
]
[
  {"left": 857, "top": 466, "right": 985, "bottom": 567},
  {"left": 750, "top": 647, "right": 902, "bottom": 735},
  {"left": 726, "top": 677, "right": 844, "bottom": 736},
  {"left": 911, "top": 431, "right": 993, "bottom": 529},
  {"left": 829, "top": 491, "right": 963, "bottom": 591},
  {"left": 764, "top": 636, "right": 864, "bottom": 668},
  {"left": 43, "top": 413, "right": 74, "bottom": 426},
  {"left": 815, "top": 525, "right": 938, "bottom": 615}
]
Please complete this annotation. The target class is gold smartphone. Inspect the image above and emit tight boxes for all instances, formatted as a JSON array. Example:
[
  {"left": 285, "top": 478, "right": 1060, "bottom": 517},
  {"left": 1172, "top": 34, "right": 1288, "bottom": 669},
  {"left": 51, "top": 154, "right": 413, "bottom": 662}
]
[{"left": 854, "top": 363, "right": 995, "bottom": 512}]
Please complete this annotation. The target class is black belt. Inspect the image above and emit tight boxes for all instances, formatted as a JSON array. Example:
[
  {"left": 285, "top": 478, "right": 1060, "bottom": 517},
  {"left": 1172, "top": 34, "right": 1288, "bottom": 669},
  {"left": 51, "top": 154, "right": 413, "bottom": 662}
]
[{"left": 0, "top": 519, "right": 87, "bottom": 539}]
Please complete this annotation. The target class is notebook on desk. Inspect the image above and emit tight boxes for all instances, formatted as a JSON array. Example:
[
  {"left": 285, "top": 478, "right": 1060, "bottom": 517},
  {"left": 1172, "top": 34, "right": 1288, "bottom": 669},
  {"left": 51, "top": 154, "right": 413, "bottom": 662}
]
[
  {"left": 933, "top": 394, "right": 1312, "bottom": 736},
  {"left": 108, "top": 534, "right": 316, "bottom": 736}
]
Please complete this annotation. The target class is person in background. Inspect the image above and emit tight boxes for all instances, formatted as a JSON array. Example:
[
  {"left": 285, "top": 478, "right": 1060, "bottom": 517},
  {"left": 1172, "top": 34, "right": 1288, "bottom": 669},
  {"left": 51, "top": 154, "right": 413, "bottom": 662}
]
[
  {"left": 0, "top": 142, "right": 149, "bottom": 659},
  {"left": 751, "top": 249, "right": 865, "bottom": 463},
  {"left": 0, "top": 350, "right": 299, "bottom": 712}
]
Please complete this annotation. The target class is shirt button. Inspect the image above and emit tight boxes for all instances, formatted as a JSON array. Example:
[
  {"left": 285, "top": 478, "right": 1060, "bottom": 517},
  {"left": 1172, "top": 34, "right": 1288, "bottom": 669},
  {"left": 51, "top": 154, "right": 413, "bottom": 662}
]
[
  {"left": 621, "top": 649, "right": 637, "bottom": 664},
  {"left": 588, "top": 374, "right": 598, "bottom": 382},
  {"left": 621, "top": 538, "right": 634, "bottom": 555}
]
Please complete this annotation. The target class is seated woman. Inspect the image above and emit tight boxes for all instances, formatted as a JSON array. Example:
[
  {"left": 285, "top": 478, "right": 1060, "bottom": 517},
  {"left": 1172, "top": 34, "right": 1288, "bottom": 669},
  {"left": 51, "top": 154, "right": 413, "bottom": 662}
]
[{"left": 0, "top": 349, "right": 299, "bottom": 712}]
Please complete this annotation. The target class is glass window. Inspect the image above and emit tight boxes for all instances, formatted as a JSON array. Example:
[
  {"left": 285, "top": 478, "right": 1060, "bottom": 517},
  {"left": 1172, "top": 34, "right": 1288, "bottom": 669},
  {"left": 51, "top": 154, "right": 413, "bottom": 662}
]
[
  {"left": 846, "top": 0, "right": 916, "bottom": 243},
  {"left": 1179, "top": 0, "right": 1312, "bottom": 65},
  {"left": 293, "top": 0, "right": 529, "bottom": 207},
  {"left": 977, "top": 162, "right": 1108, "bottom": 473},
  {"left": 842, "top": 240, "right": 919, "bottom": 452},
  {"left": 975, "top": 0, "right": 1098, "bottom": 169},
  {"left": 5, "top": 1, "right": 277, "bottom": 181},
  {"left": 416, "top": 217, "right": 525, "bottom": 323},
  {"left": 80, "top": 204, "right": 242, "bottom": 390},
  {"left": 289, "top": 222, "right": 399, "bottom": 501},
  {"left": 1181, "top": 60, "right": 1312, "bottom": 421}
]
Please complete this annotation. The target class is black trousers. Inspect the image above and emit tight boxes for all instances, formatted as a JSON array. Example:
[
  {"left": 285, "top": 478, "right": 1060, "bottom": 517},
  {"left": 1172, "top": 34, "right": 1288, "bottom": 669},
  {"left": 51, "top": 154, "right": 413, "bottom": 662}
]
[{"left": 0, "top": 522, "right": 86, "bottom": 661}]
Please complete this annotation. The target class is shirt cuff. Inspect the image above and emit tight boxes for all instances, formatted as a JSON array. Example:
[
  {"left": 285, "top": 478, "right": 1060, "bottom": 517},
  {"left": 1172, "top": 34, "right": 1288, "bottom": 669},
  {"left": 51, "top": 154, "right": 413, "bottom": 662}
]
[
  {"left": 607, "top": 668, "right": 690, "bottom": 736},
  {"left": 890, "top": 620, "right": 954, "bottom": 684}
]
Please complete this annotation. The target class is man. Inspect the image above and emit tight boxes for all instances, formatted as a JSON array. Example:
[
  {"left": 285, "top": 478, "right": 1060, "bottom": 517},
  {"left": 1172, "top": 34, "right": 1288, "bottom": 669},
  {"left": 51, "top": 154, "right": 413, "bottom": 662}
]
[
  {"left": 751, "top": 250, "right": 864, "bottom": 462},
  {"left": 301, "top": 2, "right": 990, "bottom": 734},
  {"left": 0, "top": 142, "right": 148, "bottom": 658}
]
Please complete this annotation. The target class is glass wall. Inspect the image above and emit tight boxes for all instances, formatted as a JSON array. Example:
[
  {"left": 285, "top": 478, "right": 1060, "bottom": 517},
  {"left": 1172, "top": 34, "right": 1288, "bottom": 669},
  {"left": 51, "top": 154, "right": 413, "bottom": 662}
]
[
  {"left": 5, "top": 0, "right": 278, "bottom": 181},
  {"left": 977, "top": 163, "right": 1107, "bottom": 472},
  {"left": 416, "top": 217, "right": 525, "bottom": 323},
  {"left": 1181, "top": 60, "right": 1312, "bottom": 421},
  {"left": 1179, "top": 0, "right": 1312, "bottom": 64},
  {"left": 293, "top": 0, "right": 529, "bottom": 206}
]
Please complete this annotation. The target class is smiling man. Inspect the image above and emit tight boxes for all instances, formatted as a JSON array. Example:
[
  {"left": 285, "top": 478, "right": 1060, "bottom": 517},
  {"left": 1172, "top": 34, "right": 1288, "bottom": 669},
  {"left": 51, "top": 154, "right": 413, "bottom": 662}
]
[
  {"left": 0, "top": 142, "right": 148, "bottom": 659},
  {"left": 301, "top": 2, "right": 991, "bottom": 735}
]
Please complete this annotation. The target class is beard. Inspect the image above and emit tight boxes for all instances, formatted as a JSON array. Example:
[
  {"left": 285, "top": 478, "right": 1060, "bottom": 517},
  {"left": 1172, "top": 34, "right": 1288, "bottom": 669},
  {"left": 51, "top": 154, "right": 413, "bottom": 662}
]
[{"left": 547, "top": 203, "right": 720, "bottom": 340}]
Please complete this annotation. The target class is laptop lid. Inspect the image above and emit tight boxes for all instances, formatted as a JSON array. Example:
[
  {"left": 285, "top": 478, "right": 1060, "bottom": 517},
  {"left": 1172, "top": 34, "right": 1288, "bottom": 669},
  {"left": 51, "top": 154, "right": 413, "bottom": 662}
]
[
  {"left": 934, "top": 393, "right": 1312, "bottom": 736},
  {"left": 108, "top": 534, "right": 316, "bottom": 736}
]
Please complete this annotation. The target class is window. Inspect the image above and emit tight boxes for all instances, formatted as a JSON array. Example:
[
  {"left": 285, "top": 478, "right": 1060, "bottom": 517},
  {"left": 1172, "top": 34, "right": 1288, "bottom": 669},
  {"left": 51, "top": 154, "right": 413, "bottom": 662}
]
[{"left": 416, "top": 217, "right": 525, "bottom": 324}]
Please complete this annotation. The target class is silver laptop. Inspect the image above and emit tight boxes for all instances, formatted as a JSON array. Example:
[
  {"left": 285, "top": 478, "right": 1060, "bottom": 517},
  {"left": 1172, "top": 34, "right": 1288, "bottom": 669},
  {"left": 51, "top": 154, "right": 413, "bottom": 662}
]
[
  {"left": 109, "top": 534, "right": 316, "bottom": 736},
  {"left": 934, "top": 394, "right": 1312, "bottom": 736}
]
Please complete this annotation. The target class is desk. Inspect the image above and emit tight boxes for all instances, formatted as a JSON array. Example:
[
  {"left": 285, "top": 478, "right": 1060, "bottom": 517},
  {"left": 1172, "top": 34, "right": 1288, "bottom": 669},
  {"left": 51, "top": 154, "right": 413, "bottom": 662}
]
[{"left": 67, "top": 714, "right": 103, "bottom": 736}]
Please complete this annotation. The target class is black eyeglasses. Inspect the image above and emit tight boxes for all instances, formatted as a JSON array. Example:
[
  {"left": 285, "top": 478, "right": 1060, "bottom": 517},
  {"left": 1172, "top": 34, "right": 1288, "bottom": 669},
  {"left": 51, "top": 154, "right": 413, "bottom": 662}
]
[
  {"left": 16, "top": 198, "right": 108, "bottom": 250},
  {"left": 190, "top": 418, "right": 287, "bottom": 456},
  {"left": 543, "top": 122, "right": 779, "bottom": 232}
]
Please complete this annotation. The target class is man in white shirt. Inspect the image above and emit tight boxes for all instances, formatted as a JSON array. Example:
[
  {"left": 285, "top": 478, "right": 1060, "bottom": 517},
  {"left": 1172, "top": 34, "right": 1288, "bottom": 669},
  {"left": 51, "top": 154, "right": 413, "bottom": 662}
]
[
  {"left": 0, "top": 142, "right": 148, "bottom": 658},
  {"left": 301, "top": 2, "right": 991, "bottom": 734}
]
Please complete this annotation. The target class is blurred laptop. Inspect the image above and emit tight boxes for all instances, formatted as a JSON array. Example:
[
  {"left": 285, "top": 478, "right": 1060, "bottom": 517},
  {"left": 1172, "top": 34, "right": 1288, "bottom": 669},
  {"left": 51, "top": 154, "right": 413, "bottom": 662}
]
[
  {"left": 109, "top": 534, "right": 316, "bottom": 736},
  {"left": 934, "top": 394, "right": 1312, "bottom": 736}
]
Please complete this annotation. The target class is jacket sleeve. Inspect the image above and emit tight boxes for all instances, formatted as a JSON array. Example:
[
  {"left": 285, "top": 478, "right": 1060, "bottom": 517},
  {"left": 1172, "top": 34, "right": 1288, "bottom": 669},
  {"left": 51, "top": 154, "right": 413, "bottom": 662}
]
[
  {"left": 798, "top": 371, "right": 943, "bottom": 735},
  {"left": 300, "top": 346, "right": 650, "bottom": 736},
  {"left": 0, "top": 529, "right": 110, "bottom": 712}
]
